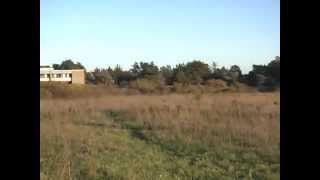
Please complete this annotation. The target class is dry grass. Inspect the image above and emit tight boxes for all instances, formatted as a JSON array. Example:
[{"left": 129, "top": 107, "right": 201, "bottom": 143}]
[
  {"left": 41, "top": 92, "right": 280, "bottom": 179},
  {"left": 40, "top": 82, "right": 258, "bottom": 99}
]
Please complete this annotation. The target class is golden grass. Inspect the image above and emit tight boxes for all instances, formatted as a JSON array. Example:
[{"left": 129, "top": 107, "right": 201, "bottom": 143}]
[{"left": 41, "top": 92, "right": 280, "bottom": 179}]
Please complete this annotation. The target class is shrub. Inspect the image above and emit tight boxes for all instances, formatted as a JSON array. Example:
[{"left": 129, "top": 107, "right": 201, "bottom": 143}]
[
  {"left": 204, "top": 79, "right": 228, "bottom": 88},
  {"left": 40, "top": 83, "right": 120, "bottom": 99},
  {"left": 129, "top": 79, "right": 160, "bottom": 94}
]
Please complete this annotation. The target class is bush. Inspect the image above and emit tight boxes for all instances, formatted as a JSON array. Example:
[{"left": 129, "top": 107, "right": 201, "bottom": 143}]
[
  {"left": 40, "top": 83, "right": 120, "bottom": 99},
  {"left": 172, "top": 83, "right": 186, "bottom": 93},
  {"left": 171, "top": 83, "right": 206, "bottom": 94},
  {"left": 129, "top": 79, "right": 161, "bottom": 94},
  {"left": 204, "top": 79, "right": 228, "bottom": 89}
]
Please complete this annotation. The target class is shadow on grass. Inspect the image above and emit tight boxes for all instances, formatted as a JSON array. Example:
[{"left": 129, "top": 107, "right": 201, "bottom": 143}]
[
  {"left": 74, "top": 122, "right": 106, "bottom": 128},
  {"left": 104, "top": 110, "right": 148, "bottom": 141},
  {"left": 103, "top": 110, "right": 209, "bottom": 158},
  {"left": 102, "top": 110, "right": 280, "bottom": 179}
]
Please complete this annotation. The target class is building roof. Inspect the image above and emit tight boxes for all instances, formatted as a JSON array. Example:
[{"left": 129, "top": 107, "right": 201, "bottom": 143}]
[
  {"left": 40, "top": 69, "right": 85, "bottom": 73},
  {"left": 40, "top": 67, "right": 54, "bottom": 71}
]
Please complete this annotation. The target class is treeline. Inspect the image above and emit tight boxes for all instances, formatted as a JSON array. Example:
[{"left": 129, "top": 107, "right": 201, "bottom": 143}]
[{"left": 52, "top": 57, "right": 280, "bottom": 92}]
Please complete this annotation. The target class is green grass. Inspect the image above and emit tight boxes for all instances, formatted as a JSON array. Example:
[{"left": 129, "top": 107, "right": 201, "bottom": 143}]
[{"left": 41, "top": 108, "right": 279, "bottom": 180}]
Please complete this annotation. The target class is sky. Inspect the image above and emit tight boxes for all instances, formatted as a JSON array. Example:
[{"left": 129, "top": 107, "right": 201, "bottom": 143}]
[{"left": 40, "top": 0, "right": 280, "bottom": 73}]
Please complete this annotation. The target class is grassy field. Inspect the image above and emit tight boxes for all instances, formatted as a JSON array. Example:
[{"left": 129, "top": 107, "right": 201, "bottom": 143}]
[{"left": 40, "top": 92, "right": 280, "bottom": 180}]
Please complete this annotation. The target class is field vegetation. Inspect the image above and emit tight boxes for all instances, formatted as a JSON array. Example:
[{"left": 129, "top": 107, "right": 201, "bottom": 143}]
[
  {"left": 41, "top": 57, "right": 279, "bottom": 179},
  {"left": 41, "top": 91, "right": 279, "bottom": 180}
]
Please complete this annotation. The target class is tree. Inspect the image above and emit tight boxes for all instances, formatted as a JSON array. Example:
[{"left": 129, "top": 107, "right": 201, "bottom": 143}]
[
  {"left": 211, "top": 61, "right": 218, "bottom": 74},
  {"left": 112, "top": 65, "right": 123, "bottom": 85},
  {"left": 267, "top": 56, "right": 280, "bottom": 83},
  {"left": 229, "top": 65, "right": 242, "bottom": 81},
  {"left": 54, "top": 59, "right": 85, "bottom": 70},
  {"left": 211, "top": 66, "right": 237, "bottom": 86},
  {"left": 175, "top": 71, "right": 188, "bottom": 85},
  {"left": 252, "top": 65, "right": 269, "bottom": 75},
  {"left": 229, "top": 65, "right": 241, "bottom": 75},
  {"left": 86, "top": 72, "right": 96, "bottom": 84},
  {"left": 52, "top": 64, "right": 60, "bottom": 70},
  {"left": 107, "top": 65, "right": 136, "bottom": 86},
  {"left": 160, "top": 65, "right": 174, "bottom": 85},
  {"left": 116, "top": 71, "right": 136, "bottom": 87},
  {"left": 93, "top": 68, "right": 113, "bottom": 86},
  {"left": 242, "top": 56, "right": 280, "bottom": 90},
  {"left": 172, "top": 60, "right": 210, "bottom": 84},
  {"left": 130, "top": 61, "right": 159, "bottom": 80},
  {"left": 184, "top": 60, "right": 211, "bottom": 81},
  {"left": 244, "top": 65, "right": 268, "bottom": 87},
  {"left": 213, "top": 66, "right": 228, "bottom": 79},
  {"left": 131, "top": 62, "right": 141, "bottom": 75}
]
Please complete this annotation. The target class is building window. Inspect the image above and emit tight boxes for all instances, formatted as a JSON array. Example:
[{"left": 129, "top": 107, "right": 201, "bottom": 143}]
[
  {"left": 47, "top": 74, "right": 51, "bottom": 78},
  {"left": 65, "top": 74, "right": 69, "bottom": 78},
  {"left": 40, "top": 74, "right": 45, "bottom": 78},
  {"left": 69, "top": 74, "right": 72, "bottom": 78},
  {"left": 56, "top": 74, "right": 62, "bottom": 78}
]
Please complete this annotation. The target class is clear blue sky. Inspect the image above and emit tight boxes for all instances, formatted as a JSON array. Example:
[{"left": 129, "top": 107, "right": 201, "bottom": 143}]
[{"left": 40, "top": 0, "right": 279, "bottom": 73}]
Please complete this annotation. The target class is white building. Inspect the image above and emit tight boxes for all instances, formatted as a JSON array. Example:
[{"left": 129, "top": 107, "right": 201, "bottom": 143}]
[{"left": 40, "top": 66, "right": 85, "bottom": 84}]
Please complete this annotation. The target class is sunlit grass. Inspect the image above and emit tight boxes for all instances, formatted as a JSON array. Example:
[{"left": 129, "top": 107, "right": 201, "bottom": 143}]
[{"left": 41, "top": 93, "right": 279, "bottom": 180}]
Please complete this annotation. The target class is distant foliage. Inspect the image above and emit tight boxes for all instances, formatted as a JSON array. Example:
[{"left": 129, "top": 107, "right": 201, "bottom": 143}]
[
  {"left": 52, "top": 56, "right": 280, "bottom": 91},
  {"left": 131, "top": 61, "right": 159, "bottom": 80},
  {"left": 160, "top": 65, "right": 174, "bottom": 85},
  {"left": 172, "top": 61, "right": 211, "bottom": 85},
  {"left": 53, "top": 59, "right": 85, "bottom": 70},
  {"left": 91, "top": 68, "right": 113, "bottom": 86},
  {"left": 242, "top": 56, "right": 280, "bottom": 91}
]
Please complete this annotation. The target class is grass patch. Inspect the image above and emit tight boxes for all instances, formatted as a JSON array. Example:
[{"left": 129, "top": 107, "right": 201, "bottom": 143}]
[{"left": 41, "top": 93, "right": 279, "bottom": 179}]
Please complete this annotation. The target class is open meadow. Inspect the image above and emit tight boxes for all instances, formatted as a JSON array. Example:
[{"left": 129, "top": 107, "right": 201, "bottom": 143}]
[{"left": 40, "top": 91, "right": 280, "bottom": 180}]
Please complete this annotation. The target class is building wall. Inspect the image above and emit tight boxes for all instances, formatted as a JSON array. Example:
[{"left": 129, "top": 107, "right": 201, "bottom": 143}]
[
  {"left": 40, "top": 68, "right": 85, "bottom": 84},
  {"left": 40, "top": 73, "right": 72, "bottom": 82},
  {"left": 71, "top": 70, "right": 85, "bottom": 84},
  {"left": 40, "top": 69, "right": 72, "bottom": 82}
]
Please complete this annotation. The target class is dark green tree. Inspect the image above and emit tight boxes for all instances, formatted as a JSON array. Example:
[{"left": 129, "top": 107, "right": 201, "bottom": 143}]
[
  {"left": 184, "top": 60, "right": 211, "bottom": 81},
  {"left": 93, "top": 68, "right": 113, "bottom": 86},
  {"left": 267, "top": 56, "right": 280, "bottom": 83},
  {"left": 54, "top": 59, "right": 85, "bottom": 70},
  {"left": 229, "top": 65, "right": 242, "bottom": 81},
  {"left": 160, "top": 65, "right": 174, "bottom": 85},
  {"left": 211, "top": 61, "right": 218, "bottom": 74},
  {"left": 130, "top": 61, "right": 159, "bottom": 80},
  {"left": 52, "top": 64, "right": 60, "bottom": 70},
  {"left": 172, "top": 60, "right": 210, "bottom": 84},
  {"left": 175, "top": 71, "right": 188, "bottom": 85}
]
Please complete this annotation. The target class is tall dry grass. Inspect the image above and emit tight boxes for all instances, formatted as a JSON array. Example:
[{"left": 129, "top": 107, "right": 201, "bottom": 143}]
[
  {"left": 41, "top": 92, "right": 280, "bottom": 179},
  {"left": 40, "top": 82, "right": 259, "bottom": 99}
]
